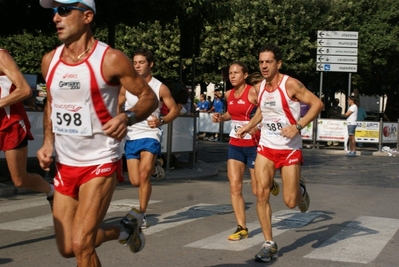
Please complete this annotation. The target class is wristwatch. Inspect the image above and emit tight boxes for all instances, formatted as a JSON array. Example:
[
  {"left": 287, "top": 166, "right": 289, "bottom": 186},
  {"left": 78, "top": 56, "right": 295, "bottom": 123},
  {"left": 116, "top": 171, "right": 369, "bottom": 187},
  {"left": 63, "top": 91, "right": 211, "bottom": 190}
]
[
  {"left": 124, "top": 110, "right": 136, "bottom": 126},
  {"left": 295, "top": 123, "right": 303, "bottom": 131},
  {"left": 160, "top": 118, "right": 165, "bottom": 126}
]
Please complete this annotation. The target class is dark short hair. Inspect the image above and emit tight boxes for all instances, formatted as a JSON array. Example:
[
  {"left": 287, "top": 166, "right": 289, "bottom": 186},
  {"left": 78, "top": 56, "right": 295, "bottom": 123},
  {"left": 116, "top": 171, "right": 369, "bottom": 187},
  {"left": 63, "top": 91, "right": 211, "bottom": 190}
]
[
  {"left": 258, "top": 44, "right": 282, "bottom": 62},
  {"left": 230, "top": 61, "right": 249, "bottom": 75},
  {"left": 134, "top": 48, "right": 155, "bottom": 64}
]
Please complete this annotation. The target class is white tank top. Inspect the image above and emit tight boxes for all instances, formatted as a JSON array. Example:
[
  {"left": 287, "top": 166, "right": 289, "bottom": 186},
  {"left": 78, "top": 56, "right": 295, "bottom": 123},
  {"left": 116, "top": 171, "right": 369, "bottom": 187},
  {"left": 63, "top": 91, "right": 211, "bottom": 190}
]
[
  {"left": 46, "top": 41, "right": 122, "bottom": 166},
  {"left": 125, "top": 77, "right": 162, "bottom": 141},
  {"left": 258, "top": 75, "right": 302, "bottom": 149}
]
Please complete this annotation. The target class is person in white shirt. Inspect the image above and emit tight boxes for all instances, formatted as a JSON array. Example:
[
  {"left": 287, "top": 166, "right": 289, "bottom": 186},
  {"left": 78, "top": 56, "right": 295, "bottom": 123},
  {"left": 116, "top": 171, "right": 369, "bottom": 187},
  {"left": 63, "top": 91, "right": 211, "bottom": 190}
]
[{"left": 344, "top": 96, "right": 358, "bottom": 156}]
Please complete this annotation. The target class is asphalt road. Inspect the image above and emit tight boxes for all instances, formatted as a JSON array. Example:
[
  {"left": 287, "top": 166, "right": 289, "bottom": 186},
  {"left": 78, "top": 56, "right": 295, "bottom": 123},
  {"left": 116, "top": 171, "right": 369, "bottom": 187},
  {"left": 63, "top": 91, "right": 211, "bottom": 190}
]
[{"left": 0, "top": 141, "right": 398, "bottom": 267}]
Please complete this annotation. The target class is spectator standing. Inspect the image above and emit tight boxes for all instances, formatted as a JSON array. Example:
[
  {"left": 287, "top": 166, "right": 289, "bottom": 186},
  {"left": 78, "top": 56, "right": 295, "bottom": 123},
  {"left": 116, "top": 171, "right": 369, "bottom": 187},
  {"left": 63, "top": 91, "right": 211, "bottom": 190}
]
[
  {"left": 207, "top": 91, "right": 224, "bottom": 141},
  {"left": 207, "top": 95, "right": 213, "bottom": 112},
  {"left": 344, "top": 96, "right": 358, "bottom": 156},
  {"left": 195, "top": 93, "right": 209, "bottom": 112}
]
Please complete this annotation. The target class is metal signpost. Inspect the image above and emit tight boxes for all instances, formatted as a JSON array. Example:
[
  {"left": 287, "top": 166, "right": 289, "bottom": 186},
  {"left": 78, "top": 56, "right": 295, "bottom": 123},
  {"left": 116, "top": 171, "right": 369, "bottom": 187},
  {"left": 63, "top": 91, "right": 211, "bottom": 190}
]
[{"left": 316, "top": 30, "right": 359, "bottom": 112}]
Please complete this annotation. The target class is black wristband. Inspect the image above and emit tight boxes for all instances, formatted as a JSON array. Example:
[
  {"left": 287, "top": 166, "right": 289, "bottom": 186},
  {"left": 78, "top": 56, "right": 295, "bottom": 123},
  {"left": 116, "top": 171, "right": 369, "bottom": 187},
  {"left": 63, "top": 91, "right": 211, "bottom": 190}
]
[{"left": 124, "top": 110, "right": 136, "bottom": 126}]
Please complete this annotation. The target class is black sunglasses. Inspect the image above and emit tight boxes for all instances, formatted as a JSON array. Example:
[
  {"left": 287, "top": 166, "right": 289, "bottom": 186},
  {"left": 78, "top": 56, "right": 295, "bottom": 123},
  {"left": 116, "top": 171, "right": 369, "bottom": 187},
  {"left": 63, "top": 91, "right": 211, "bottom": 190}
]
[{"left": 52, "top": 6, "right": 87, "bottom": 16}]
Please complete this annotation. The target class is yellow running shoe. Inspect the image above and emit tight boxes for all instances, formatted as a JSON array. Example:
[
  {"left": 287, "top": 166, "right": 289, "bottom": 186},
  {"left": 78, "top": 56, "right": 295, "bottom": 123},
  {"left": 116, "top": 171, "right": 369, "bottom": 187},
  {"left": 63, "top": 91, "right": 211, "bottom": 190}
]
[
  {"left": 228, "top": 225, "right": 248, "bottom": 241},
  {"left": 271, "top": 179, "right": 280, "bottom": 196}
]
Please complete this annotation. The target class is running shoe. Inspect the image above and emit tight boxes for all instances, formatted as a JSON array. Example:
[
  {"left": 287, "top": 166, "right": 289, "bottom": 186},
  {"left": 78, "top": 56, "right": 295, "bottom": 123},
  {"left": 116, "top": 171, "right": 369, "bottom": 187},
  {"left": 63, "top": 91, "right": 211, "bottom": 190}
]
[
  {"left": 271, "top": 179, "right": 280, "bottom": 196},
  {"left": 228, "top": 225, "right": 248, "bottom": 241},
  {"left": 154, "top": 159, "right": 165, "bottom": 180},
  {"left": 119, "top": 208, "right": 146, "bottom": 253},
  {"left": 255, "top": 241, "right": 278, "bottom": 262},
  {"left": 141, "top": 213, "right": 150, "bottom": 229},
  {"left": 298, "top": 177, "right": 310, "bottom": 213}
]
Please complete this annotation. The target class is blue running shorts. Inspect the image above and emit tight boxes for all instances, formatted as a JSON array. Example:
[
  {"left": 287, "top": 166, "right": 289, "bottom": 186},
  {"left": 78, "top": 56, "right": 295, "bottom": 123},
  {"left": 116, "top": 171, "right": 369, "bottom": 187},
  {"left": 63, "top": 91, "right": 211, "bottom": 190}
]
[
  {"left": 227, "top": 144, "right": 257, "bottom": 169},
  {"left": 124, "top": 138, "right": 161, "bottom": 159}
]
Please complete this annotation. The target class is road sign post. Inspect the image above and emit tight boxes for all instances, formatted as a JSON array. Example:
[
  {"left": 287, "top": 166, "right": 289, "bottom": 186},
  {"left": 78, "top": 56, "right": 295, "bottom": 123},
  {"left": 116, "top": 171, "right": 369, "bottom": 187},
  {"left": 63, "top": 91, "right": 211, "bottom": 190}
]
[{"left": 316, "top": 30, "right": 359, "bottom": 106}]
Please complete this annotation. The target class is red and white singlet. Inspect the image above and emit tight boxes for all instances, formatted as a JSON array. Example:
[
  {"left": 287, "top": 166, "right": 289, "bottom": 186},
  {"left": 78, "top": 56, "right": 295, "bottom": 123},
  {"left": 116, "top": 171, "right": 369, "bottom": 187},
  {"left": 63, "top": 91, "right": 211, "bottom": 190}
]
[
  {"left": 0, "top": 49, "right": 33, "bottom": 150},
  {"left": 258, "top": 75, "right": 302, "bottom": 150},
  {"left": 45, "top": 41, "right": 121, "bottom": 166}
]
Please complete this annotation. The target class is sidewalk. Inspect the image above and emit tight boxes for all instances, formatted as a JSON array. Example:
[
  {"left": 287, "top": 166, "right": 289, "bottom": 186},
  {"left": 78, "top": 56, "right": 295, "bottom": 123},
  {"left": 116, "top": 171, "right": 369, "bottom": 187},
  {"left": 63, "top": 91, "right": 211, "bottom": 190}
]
[{"left": 0, "top": 141, "right": 397, "bottom": 197}]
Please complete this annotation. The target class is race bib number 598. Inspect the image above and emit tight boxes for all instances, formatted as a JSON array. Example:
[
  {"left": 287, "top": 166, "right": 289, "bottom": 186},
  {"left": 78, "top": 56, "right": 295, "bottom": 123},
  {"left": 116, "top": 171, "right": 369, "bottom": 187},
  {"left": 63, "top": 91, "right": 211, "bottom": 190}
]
[{"left": 51, "top": 102, "right": 92, "bottom": 136}]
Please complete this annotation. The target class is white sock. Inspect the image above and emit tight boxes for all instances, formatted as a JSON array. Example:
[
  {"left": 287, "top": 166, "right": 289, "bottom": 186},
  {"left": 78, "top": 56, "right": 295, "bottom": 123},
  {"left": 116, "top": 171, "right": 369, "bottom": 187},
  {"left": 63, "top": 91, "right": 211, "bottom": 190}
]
[{"left": 300, "top": 186, "right": 305, "bottom": 196}]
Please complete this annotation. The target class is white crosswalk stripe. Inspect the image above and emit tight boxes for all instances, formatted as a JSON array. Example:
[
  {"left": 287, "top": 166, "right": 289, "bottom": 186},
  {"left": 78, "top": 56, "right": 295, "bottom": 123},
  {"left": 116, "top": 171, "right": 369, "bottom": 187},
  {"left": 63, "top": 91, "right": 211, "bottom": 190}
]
[
  {"left": 1, "top": 198, "right": 398, "bottom": 265},
  {"left": 0, "top": 198, "right": 160, "bottom": 231},
  {"left": 186, "top": 210, "right": 324, "bottom": 251},
  {"left": 0, "top": 197, "right": 48, "bottom": 213}
]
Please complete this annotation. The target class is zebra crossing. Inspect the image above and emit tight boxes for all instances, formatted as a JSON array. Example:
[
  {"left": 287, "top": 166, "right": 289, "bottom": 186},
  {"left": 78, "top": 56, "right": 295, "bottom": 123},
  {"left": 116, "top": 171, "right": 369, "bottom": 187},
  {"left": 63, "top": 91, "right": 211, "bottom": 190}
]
[{"left": 1, "top": 197, "right": 398, "bottom": 265}]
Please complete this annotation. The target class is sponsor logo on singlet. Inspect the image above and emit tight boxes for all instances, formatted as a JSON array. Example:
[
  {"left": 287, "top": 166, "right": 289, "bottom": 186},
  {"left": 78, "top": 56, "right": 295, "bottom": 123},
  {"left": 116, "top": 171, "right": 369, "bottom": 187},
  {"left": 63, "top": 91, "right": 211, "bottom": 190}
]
[
  {"left": 62, "top": 73, "right": 78, "bottom": 78},
  {"left": 59, "top": 81, "right": 80, "bottom": 90},
  {"left": 263, "top": 100, "right": 276, "bottom": 107},
  {"left": 237, "top": 99, "right": 245, "bottom": 104}
]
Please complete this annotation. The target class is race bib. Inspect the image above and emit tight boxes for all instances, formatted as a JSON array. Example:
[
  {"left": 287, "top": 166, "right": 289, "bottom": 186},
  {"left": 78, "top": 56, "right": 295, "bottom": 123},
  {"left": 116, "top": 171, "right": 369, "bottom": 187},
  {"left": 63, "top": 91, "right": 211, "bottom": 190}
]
[
  {"left": 230, "top": 120, "right": 252, "bottom": 139},
  {"left": 52, "top": 102, "right": 92, "bottom": 136},
  {"left": 261, "top": 117, "right": 288, "bottom": 137}
]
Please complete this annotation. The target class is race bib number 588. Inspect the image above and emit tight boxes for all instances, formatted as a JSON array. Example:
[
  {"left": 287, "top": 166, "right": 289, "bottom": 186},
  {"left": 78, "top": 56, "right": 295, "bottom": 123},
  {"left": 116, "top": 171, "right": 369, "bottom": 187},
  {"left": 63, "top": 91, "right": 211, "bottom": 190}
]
[{"left": 52, "top": 102, "right": 92, "bottom": 136}]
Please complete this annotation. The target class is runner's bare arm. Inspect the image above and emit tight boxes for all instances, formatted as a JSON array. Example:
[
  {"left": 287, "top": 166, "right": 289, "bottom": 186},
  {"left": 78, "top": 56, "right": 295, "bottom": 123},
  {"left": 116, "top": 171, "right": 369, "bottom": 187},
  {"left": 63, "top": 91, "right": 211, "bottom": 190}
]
[
  {"left": 37, "top": 51, "right": 55, "bottom": 171},
  {"left": 0, "top": 50, "right": 32, "bottom": 108}
]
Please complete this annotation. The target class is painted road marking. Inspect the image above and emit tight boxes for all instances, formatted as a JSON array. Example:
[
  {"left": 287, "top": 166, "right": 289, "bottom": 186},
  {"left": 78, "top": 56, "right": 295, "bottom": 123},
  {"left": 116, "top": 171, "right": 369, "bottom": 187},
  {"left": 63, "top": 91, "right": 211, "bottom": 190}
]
[
  {"left": 0, "top": 199, "right": 160, "bottom": 232},
  {"left": 144, "top": 203, "right": 230, "bottom": 235},
  {"left": 186, "top": 210, "right": 324, "bottom": 251},
  {"left": 305, "top": 216, "right": 399, "bottom": 264}
]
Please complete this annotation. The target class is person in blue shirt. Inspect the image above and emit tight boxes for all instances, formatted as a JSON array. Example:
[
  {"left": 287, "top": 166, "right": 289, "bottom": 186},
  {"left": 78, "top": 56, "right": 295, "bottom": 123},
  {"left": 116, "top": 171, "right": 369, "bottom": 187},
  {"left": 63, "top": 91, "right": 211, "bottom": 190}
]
[
  {"left": 207, "top": 91, "right": 224, "bottom": 141},
  {"left": 196, "top": 94, "right": 209, "bottom": 112},
  {"left": 208, "top": 91, "right": 224, "bottom": 113}
]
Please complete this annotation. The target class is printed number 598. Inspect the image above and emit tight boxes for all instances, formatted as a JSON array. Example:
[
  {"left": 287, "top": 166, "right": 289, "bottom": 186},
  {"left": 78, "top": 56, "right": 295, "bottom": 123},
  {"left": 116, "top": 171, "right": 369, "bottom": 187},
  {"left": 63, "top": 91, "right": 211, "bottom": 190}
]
[{"left": 56, "top": 112, "right": 82, "bottom": 126}]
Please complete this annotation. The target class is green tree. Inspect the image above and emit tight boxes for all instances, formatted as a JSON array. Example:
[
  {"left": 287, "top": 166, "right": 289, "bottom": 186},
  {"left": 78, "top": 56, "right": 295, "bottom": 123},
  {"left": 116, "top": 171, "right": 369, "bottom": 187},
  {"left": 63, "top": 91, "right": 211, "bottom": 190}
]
[{"left": 0, "top": 31, "right": 60, "bottom": 76}]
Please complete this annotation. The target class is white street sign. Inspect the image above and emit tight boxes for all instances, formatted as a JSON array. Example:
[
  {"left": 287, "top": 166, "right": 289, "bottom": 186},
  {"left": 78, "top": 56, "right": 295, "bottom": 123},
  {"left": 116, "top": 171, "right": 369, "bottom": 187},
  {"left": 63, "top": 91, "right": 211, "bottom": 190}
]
[
  {"left": 316, "top": 64, "right": 358, "bottom": 72},
  {"left": 317, "top": 47, "right": 358, "bottom": 55},
  {"left": 316, "top": 55, "right": 358, "bottom": 64},
  {"left": 316, "top": 30, "right": 359, "bottom": 73},
  {"left": 317, "top": 30, "right": 359, "bottom": 39},
  {"left": 317, "top": 39, "right": 358, "bottom": 48}
]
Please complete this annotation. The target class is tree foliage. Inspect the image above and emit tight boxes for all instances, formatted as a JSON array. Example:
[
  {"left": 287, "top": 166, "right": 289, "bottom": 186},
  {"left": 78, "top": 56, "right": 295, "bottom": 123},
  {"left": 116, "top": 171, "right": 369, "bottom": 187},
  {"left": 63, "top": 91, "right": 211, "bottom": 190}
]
[{"left": 0, "top": 0, "right": 398, "bottom": 118}]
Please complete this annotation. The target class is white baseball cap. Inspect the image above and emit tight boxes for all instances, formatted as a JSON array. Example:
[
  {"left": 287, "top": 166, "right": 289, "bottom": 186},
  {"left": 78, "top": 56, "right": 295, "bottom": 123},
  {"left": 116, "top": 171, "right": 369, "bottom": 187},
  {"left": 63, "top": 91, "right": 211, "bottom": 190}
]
[{"left": 40, "top": 0, "right": 96, "bottom": 14}]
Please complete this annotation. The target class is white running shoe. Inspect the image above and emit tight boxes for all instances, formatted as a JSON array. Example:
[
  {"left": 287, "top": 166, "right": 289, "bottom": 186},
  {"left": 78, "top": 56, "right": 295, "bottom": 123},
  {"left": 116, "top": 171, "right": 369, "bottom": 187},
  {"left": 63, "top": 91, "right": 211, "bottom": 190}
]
[{"left": 255, "top": 241, "right": 278, "bottom": 262}]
